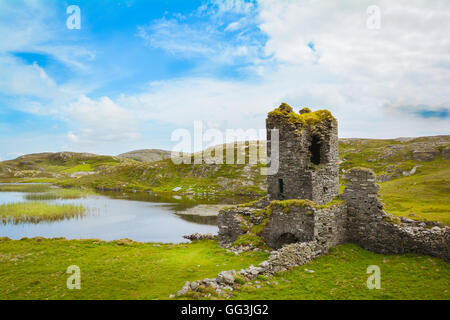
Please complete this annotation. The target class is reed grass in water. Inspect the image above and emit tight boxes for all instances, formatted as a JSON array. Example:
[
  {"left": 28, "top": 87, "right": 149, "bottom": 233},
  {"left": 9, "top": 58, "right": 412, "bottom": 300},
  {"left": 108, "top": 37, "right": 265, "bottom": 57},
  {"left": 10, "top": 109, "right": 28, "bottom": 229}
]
[
  {"left": 24, "top": 188, "right": 92, "bottom": 200},
  {"left": 0, "top": 184, "right": 53, "bottom": 193},
  {"left": 0, "top": 202, "right": 86, "bottom": 224}
]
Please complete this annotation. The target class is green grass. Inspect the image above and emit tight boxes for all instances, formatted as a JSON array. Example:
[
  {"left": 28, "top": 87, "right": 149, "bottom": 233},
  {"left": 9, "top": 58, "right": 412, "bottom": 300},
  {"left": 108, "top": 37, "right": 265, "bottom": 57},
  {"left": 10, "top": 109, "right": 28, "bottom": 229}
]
[
  {"left": 0, "top": 240, "right": 447, "bottom": 300},
  {"left": 0, "top": 239, "right": 267, "bottom": 300},
  {"left": 232, "top": 244, "right": 450, "bottom": 300},
  {"left": 379, "top": 159, "right": 450, "bottom": 225},
  {"left": 61, "top": 164, "right": 94, "bottom": 173},
  {"left": 0, "top": 202, "right": 85, "bottom": 224},
  {"left": 24, "top": 188, "right": 95, "bottom": 201}
]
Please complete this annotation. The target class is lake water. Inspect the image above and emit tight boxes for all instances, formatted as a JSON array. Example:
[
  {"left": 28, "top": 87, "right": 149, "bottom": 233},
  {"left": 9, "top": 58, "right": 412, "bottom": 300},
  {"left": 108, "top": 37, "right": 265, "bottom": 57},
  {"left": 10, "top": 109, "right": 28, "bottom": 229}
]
[{"left": 0, "top": 188, "right": 254, "bottom": 243}]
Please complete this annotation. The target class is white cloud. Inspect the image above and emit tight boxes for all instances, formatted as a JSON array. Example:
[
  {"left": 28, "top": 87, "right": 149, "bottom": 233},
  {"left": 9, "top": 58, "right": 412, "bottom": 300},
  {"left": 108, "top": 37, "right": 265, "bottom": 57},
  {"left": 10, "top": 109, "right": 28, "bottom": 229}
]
[
  {"left": 138, "top": 18, "right": 217, "bottom": 57},
  {"left": 138, "top": 0, "right": 263, "bottom": 65},
  {"left": 0, "top": 57, "right": 57, "bottom": 99},
  {"left": 63, "top": 95, "right": 140, "bottom": 145},
  {"left": 257, "top": 0, "right": 450, "bottom": 117}
]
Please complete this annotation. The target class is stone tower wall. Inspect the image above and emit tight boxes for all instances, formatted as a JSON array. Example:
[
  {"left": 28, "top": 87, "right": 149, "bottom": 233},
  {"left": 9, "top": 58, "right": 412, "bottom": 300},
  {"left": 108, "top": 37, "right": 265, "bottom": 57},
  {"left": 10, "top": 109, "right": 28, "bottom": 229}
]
[{"left": 266, "top": 104, "right": 339, "bottom": 205}]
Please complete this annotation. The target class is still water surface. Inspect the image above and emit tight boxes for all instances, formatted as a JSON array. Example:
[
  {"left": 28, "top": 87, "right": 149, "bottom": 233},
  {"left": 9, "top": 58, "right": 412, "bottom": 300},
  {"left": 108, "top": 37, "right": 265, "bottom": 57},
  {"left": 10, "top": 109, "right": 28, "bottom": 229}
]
[{"left": 0, "top": 188, "right": 253, "bottom": 243}]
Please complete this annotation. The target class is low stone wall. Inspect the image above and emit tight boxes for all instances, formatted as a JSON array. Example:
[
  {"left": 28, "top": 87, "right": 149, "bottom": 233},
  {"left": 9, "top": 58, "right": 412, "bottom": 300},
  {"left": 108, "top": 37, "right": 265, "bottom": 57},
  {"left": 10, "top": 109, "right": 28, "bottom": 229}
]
[
  {"left": 176, "top": 241, "right": 322, "bottom": 298},
  {"left": 183, "top": 233, "right": 217, "bottom": 241}
]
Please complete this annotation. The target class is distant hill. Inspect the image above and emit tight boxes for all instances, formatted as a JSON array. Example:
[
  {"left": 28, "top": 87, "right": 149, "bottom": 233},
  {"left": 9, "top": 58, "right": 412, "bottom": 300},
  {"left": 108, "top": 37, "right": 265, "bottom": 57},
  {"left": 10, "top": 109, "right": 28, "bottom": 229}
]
[
  {"left": 0, "top": 152, "right": 132, "bottom": 180},
  {"left": 118, "top": 149, "right": 171, "bottom": 162}
]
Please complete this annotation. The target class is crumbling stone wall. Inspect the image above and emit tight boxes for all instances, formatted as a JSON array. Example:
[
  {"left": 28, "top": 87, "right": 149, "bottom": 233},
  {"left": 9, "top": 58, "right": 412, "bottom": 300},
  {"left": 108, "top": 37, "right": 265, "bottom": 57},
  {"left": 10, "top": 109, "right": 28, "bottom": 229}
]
[
  {"left": 313, "top": 204, "right": 347, "bottom": 250},
  {"left": 266, "top": 104, "right": 339, "bottom": 204},
  {"left": 261, "top": 204, "right": 315, "bottom": 249},
  {"left": 219, "top": 199, "right": 348, "bottom": 254},
  {"left": 217, "top": 209, "right": 245, "bottom": 247},
  {"left": 344, "top": 168, "right": 449, "bottom": 261}
]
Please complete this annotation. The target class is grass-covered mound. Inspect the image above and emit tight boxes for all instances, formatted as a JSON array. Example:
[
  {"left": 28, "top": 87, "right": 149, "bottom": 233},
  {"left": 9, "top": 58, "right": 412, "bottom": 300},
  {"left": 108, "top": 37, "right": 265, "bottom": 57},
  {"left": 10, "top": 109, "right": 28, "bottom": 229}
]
[
  {"left": 0, "top": 202, "right": 85, "bottom": 224},
  {"left": 0, "top": 238, "right": 267, "bottom": 300},
  {"left": 232, "top": 244, "right": 450, "bottom": 300}
]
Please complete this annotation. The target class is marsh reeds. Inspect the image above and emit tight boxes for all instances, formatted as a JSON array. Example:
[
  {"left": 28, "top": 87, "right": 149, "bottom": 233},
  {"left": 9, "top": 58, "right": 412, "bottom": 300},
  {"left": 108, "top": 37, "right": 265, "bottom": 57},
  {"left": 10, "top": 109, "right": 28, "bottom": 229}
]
[
  {"left": 0, "top": 184, "right": 53, "bottom": 193},
  {"left": 24, "top": 188, "right": 93, "bottom": 200},
  {"left": 0, "top": 202, "right": 86, "bottom": 224}
]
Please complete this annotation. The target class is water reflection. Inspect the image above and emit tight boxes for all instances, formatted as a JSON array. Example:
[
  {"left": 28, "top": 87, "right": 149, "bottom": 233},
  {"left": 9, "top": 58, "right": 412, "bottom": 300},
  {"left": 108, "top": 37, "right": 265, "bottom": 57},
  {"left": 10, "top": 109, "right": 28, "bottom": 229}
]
[
  {"left": 0, "top": 186, "right": 256, "bottom": 243},
  {"left": 175, "top": 214, "right": 218, "bottom": 226}
]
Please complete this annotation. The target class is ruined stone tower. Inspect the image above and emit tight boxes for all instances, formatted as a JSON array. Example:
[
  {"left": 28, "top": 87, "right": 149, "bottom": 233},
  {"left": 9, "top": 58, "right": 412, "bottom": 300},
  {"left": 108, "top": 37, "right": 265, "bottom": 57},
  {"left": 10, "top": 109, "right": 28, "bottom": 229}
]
[
  {"left": 266, "top": 103, "right": 339, "bottom": 205},
  {"left": 216, "top": 103, "right": 448, "bottom": 265}
]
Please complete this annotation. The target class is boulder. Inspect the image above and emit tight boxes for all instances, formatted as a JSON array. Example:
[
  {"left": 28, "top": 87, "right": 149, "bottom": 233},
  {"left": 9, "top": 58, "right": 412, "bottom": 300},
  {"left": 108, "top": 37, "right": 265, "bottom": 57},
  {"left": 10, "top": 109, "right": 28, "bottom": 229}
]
[
  {"left": 177, "top": 281, "right": 190, "bottom": 296},
  {"left": 216, "top": 270, "right": 235, "bottom": 285}
]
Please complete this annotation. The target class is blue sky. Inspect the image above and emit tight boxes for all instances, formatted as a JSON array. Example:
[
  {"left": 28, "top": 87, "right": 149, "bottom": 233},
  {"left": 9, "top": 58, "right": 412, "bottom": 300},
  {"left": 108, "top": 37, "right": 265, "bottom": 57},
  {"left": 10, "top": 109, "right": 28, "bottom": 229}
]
[{"left": 0, "top": 0, "right": 449, "bottom": 160}]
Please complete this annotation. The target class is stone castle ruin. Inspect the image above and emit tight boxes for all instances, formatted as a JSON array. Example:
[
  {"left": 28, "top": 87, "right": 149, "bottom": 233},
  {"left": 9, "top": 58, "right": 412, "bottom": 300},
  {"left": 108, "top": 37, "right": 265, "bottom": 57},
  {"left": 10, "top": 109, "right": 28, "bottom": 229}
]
[
  {"left": 218, "top": 103, "right": 449, "bottom": 260},
  {"left": 177, "top": 103, "right": 448, "bottom": 297}
]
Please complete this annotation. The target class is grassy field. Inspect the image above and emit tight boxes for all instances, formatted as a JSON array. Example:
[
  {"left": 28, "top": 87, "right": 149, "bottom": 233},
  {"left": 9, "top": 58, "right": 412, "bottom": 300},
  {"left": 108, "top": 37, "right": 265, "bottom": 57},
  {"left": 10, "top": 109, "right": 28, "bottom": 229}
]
[
  {"left": 0, "top": 239, "right": 447, "bottom": 300},
  {"left": 232, "top": 244, "right": 450, "bottom": 300},
  {"left": 0, "top": 202, "right": 85, "bottom": 224},
  {"left": 379, "top": 158, "right": 450, "bottom": 225},
  {"left": 0, "top": 239, "right": 267, "bottom": 300}
]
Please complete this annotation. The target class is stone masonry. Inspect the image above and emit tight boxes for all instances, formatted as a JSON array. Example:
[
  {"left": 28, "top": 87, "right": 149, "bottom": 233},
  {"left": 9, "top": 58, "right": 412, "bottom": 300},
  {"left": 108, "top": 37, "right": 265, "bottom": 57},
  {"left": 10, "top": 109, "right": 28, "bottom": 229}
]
[{"left": 267, "top": 103, "right": 339, "bottom": 204}]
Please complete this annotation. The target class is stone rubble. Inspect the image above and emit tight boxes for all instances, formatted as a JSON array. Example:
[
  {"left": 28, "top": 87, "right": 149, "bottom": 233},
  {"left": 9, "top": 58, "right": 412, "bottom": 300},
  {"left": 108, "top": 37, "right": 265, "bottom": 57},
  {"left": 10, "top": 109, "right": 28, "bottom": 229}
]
[{"left": 182, "top": 233, "right": 218, "bottom": 241}]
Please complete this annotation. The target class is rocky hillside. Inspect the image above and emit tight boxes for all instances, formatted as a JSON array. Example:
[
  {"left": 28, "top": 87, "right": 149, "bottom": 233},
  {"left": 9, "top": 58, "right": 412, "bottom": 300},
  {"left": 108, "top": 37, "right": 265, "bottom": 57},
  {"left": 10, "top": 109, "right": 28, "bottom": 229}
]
[
  {"left": 339, "top": 135, "right": 450, "bottom": 182},
  {"left": 0, "top": 152, "right": 132, "bottom": 180},
  {"left": 118, "top": 149, "right": 171, "bottom": 162}
]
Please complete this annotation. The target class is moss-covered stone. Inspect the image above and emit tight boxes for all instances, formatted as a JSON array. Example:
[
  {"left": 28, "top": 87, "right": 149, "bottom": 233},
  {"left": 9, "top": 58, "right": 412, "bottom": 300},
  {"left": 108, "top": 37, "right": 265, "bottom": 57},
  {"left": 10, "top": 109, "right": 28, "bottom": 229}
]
[
  {"left": 233, "top": 233, "right": 266, "bottom": 248},
  {"left": 268, "top": 103, "right": 336, "bottom": 128},
  {"left": 269, "top": 198, "right": 344, "bottom": 212}
]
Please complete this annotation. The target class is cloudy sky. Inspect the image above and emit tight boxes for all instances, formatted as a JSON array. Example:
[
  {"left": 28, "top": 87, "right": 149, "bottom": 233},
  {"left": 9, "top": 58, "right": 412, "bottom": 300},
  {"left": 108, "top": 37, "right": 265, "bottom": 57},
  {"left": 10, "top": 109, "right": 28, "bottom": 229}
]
[{"left": 0, "top": 0, "right": 449, "bottom": 159}]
